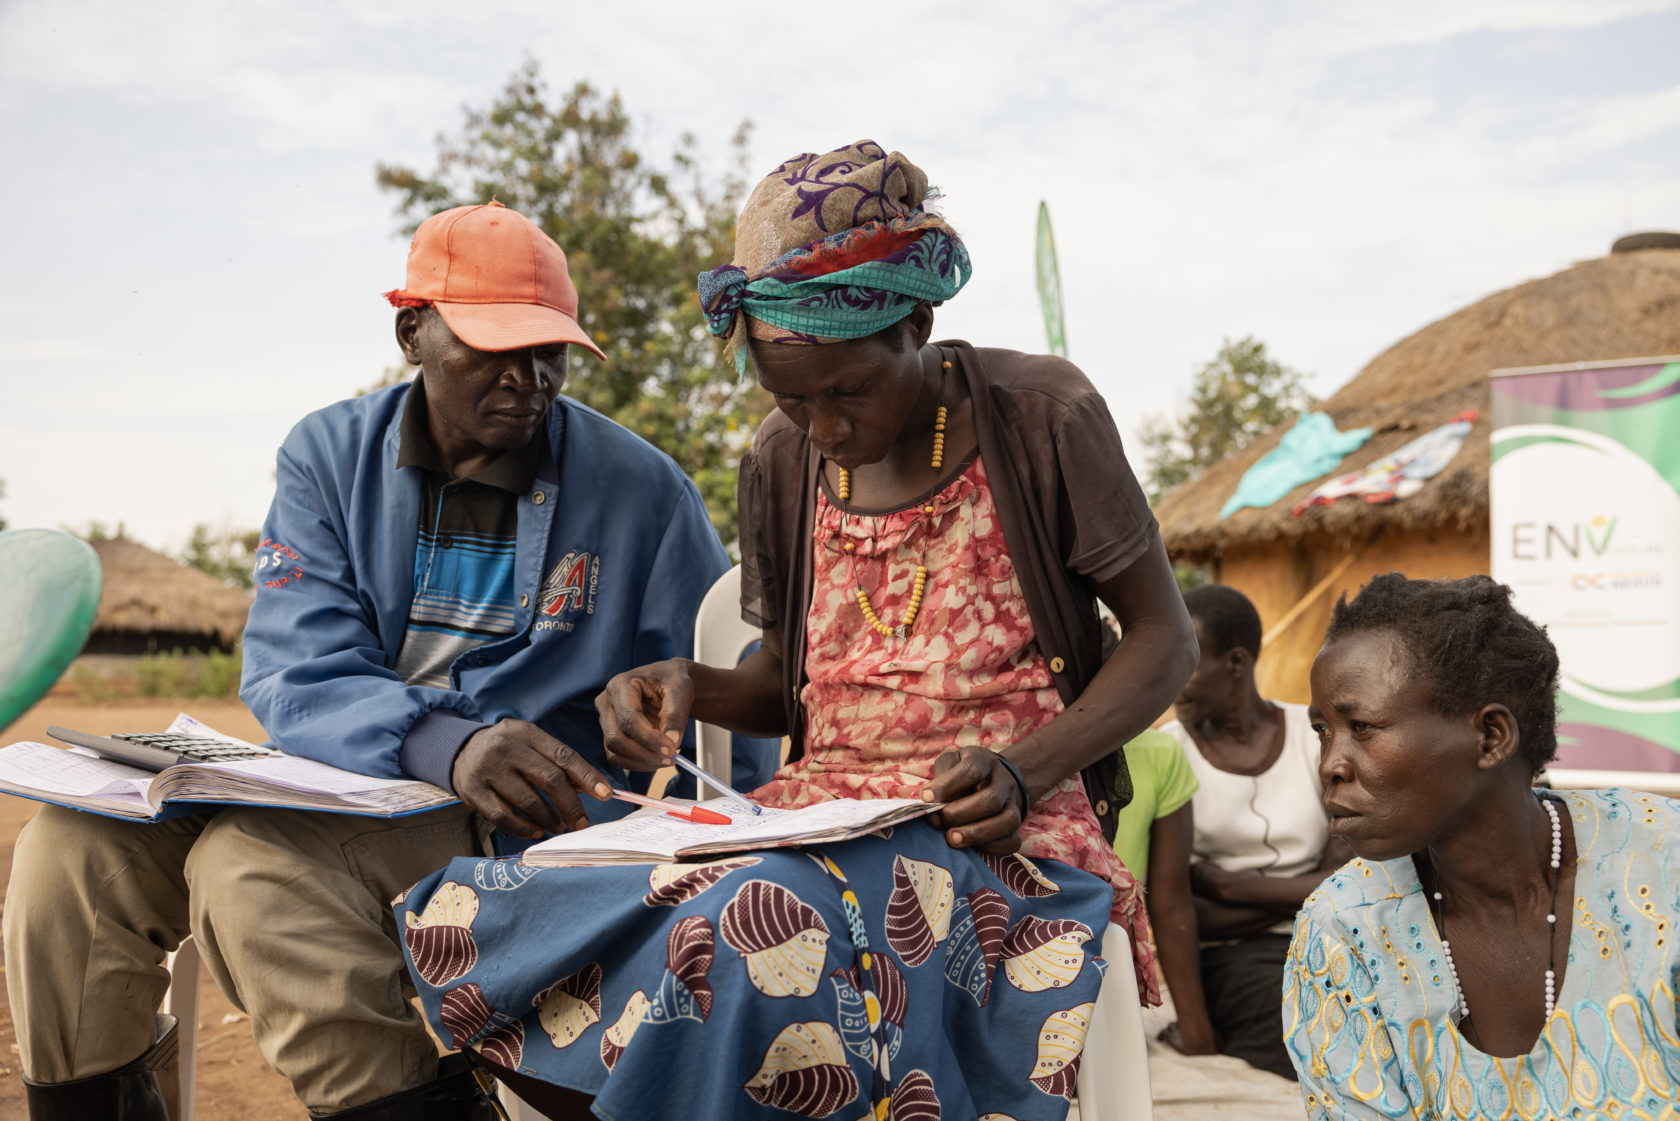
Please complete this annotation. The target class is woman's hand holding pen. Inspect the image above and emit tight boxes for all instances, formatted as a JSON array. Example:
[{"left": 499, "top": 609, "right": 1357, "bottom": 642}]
[
  {"left": 922, "top": 745, "right": 1027, "bottom": 855},
  {"left": 597, "top": 658, "right": 698, "bottom": 771}
]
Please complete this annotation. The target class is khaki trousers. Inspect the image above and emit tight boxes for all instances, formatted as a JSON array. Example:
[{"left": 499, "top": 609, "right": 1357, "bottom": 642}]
[{"left": 3, "top": 802, "right": 478, "bottom": 1113}]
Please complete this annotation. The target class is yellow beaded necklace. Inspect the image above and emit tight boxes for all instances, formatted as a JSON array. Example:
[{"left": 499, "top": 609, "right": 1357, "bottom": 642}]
[{"left": 834, "top": 360, "right": 951, "bottom": 639}]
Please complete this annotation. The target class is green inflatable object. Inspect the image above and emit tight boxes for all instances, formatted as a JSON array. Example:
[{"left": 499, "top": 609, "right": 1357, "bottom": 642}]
[{"left": 0, "top": 528, "right": 103, "bottom": 734}]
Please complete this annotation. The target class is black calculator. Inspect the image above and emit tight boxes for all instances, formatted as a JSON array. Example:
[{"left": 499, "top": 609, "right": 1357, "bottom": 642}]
[{"left": 47, "top": 727, "right": 279, "bottom": 772}]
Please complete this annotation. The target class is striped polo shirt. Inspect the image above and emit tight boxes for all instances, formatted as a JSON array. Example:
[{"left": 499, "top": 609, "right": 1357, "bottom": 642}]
[{"left": 391, "top": 379, "right": 543, "bottom": 689}]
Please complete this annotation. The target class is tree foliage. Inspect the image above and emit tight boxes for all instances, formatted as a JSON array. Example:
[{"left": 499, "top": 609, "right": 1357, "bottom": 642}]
[
  {"left": 1138, "top": 336, "right": 1316, "bottom": 503},
  {"left": 178, "top": 524, "right": 259, "bottom": 590},
  {"left": 375, "top": 60, "right": 768, "bottom": 549},
  {"left": 0, "top": 477, "right": 7, "bottom": 532}
]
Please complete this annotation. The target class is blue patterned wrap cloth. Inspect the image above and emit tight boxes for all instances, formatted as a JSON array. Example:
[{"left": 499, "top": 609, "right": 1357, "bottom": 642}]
[{"left": 396, "top": 819, "right": 1115, "bottom": 1119}]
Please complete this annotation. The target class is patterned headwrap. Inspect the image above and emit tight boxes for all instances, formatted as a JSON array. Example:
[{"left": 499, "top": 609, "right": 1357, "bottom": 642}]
[{"left": 698, "top": 141, "right": 972, "bottom": 376}]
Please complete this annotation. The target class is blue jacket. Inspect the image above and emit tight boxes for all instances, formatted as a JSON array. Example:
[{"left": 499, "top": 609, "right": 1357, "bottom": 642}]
[{"left": 240, "top": 383, "right": 768, "bottom": 820}]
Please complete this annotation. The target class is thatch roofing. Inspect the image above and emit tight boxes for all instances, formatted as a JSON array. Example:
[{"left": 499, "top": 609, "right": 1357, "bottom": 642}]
[
  {"left": 89, "top": 536, "right": 253, "bottom": 648},
  {"left": 1156, "top": 245, "right": 1680, "bottom": 560}
]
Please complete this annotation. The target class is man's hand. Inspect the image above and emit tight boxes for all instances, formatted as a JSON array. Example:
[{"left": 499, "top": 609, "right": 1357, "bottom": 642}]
[
  {"left": 921, "top": 746, "right": 1026, "bottom": 855},
  {"left": 596, "top": 659, "right": 698, "bottom": 772},
  {"left": 451, "top": 720, "right": 611, "bottom": 839}
]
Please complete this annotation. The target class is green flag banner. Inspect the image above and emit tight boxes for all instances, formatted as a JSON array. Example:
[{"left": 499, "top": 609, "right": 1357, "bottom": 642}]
[
  {"left": 1490, "top": 356, "right": 1680, "bottom": 772},
  {"left": 1035, "top": 202, "right": 1066, "bottom": 358}
]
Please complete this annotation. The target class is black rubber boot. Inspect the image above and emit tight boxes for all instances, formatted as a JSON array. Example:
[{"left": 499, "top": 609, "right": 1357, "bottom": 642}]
[
  {"left": 310, "top": 1053, "right": 502, "bottom": 1120},
  {"left": 24, "top": 1013, "right": 180, "bottom": 1121}
]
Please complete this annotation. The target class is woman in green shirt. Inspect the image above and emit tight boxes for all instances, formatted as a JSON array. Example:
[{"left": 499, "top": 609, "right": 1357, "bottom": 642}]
[{"left": 1114, "top": 727, "right": 1221, "bottom": 1056}]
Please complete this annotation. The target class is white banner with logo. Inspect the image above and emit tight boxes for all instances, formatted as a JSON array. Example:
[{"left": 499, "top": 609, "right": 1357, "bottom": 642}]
[{"left": 1490, "top": 356, "right": 1680, "bottom": 772}]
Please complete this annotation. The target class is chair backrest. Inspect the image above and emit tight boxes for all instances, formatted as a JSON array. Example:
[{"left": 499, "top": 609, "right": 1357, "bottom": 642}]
[
  {"left": 691, "top": 565, "right": 758, "bottom": 786},
  {"left": 163, "top": 938, "right": 202, "bottom": 1120},
  {"left": 1076, "top": 922, "right": 1154, "bottom": 1120}
]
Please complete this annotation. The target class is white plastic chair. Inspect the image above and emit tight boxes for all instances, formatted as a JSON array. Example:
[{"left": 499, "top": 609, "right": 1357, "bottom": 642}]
[
  {"left": 1075, "top": 922, "right": 1154, "bottom": 1120},
  {"left": 498, "top": 1080, "right": 543, "bottom": 1119},
  {"left": 690, "top": 564, "right": 760, "bottom": 783},
  {"left": 162, "top": 936, "right": 201, "bottom": 1121}
]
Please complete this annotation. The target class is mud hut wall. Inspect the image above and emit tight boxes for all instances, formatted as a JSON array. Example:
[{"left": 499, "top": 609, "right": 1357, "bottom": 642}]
[
  {"left": 1215, "top": 527, "right": 1492, "bottom": 705},
  {"left": 1213, "top": 542, "right": 1315, "bottom": 658},
  {"left": 1217, "top": 545, "right": 1319, "bottom": 704}
]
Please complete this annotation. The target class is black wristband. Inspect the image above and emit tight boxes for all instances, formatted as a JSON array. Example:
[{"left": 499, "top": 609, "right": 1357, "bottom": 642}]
[{"left": 992, "top": 752, "right": 1031, "bottom": 818}]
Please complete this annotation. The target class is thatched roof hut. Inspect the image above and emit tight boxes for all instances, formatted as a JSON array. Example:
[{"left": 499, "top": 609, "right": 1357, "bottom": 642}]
[
  {"left": 1155, "top": 241, "right": 1680, "bottom": 702},
  {"left": 86, "top": 536, "right": 253, "bottom": 654}
]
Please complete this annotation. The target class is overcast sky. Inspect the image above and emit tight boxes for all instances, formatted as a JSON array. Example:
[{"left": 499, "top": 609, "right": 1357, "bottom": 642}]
[{"left": 2, "top": 0, "right": 1677, "bottom": 551}]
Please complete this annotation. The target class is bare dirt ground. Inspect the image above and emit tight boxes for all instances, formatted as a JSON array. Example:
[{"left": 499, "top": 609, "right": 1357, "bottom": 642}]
[{"left": 0, "top": 697, "right": 308, "bottom": 1120}]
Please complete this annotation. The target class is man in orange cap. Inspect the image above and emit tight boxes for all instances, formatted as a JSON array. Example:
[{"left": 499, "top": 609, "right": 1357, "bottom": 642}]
[{"left": 5, "top": 201, "right": 765, "bottom": 1119}]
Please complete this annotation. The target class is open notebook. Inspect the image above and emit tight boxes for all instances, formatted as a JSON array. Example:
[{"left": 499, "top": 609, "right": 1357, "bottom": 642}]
[
  {"left": 0, "top": 714, "right": 456, "bottom": 822},
  {"left": 522, "top": 796, "right": 942, "bottom": 866}
]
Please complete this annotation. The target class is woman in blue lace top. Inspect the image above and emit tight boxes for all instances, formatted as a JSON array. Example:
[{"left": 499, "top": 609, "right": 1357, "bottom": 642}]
[{"left": 1284, "top": 573, "right": 1679, "bottom": 1120}]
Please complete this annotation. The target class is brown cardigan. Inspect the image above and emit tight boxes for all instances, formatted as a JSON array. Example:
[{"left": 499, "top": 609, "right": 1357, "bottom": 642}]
[{"left": 736, "top": 340, "right": 1160, "bottom": 840}]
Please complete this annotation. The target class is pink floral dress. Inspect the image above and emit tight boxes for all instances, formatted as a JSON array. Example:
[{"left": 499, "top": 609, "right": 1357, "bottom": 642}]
[{"left": 751, "top": 455, "right": 1158, "bottom": 1002}]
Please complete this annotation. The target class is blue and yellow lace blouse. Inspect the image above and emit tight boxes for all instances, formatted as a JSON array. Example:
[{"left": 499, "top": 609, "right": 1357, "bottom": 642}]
[{"left": 1283, "top": 788, "right": 1680, "bottom": 1120}]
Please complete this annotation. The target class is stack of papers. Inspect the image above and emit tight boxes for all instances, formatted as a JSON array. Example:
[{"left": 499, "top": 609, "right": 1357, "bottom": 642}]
[
  {"left": 0, "top": 714, "right": 456, "bottom": 822},
  {"left": 522, "top": 796, "right": 941, "bottom": 866}
]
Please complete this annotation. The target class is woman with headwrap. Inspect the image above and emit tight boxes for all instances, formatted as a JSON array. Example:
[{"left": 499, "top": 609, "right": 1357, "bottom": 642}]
[{"left": 396, "top": 142, "right": 1197, "bottom": 1119}]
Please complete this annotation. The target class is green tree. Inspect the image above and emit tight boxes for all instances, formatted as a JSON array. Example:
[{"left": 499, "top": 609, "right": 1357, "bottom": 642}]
[
  {"left": 179, "top": 524, "right": 259, "bottom": 590},
  {"left": 1139, "top": 336, "right": 1316, "bottom": 503},
  {"left": 0, "top": 477, "right": 7, "bottom": 532},
  {"left": 375, "top": 60, "right": 768, "bottom": 550}
]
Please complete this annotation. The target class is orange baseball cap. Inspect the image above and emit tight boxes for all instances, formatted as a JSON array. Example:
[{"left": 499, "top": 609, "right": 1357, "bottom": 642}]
[{"left": 384, "top": 200, "right": 606, "bottom": 359}]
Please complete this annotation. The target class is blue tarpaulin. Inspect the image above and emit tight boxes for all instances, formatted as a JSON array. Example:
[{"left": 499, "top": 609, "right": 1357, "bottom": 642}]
[{"left": 1218, "top": 412, "right": 1373, "bottom": 519}]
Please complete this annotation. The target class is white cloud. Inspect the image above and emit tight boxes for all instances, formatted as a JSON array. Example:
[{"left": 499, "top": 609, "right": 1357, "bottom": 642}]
[{"left": 2, "top": 0, "right": 1677, "bottom": 544}]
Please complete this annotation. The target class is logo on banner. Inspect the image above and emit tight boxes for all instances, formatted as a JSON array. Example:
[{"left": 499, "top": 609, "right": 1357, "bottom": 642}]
[
  {"left": 1509, "top": 514, "right": 1619, "bottom": 561},
  {"left": 535, "top": 550, "right": 600, "bottom": 633}
]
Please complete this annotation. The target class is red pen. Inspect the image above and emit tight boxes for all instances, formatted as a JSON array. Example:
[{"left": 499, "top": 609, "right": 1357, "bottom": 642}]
[{"left": 608, "top": 789, "right": 732, "bottom": 825}]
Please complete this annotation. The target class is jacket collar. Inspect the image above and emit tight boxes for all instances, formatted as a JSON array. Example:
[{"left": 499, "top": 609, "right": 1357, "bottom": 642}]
[{"left": 396, "top": 376, "right": 547, "bottom": 494}]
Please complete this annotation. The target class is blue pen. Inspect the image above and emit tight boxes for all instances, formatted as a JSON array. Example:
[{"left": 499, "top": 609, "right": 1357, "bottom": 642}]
[{"left": 670, "top": 752, "right": 761, "bottom": 815}]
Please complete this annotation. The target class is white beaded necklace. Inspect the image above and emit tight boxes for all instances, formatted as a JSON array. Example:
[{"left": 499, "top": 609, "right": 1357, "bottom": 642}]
[{"left": 1432, "top": 794, "right": 1563, "bottom": 1022}]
